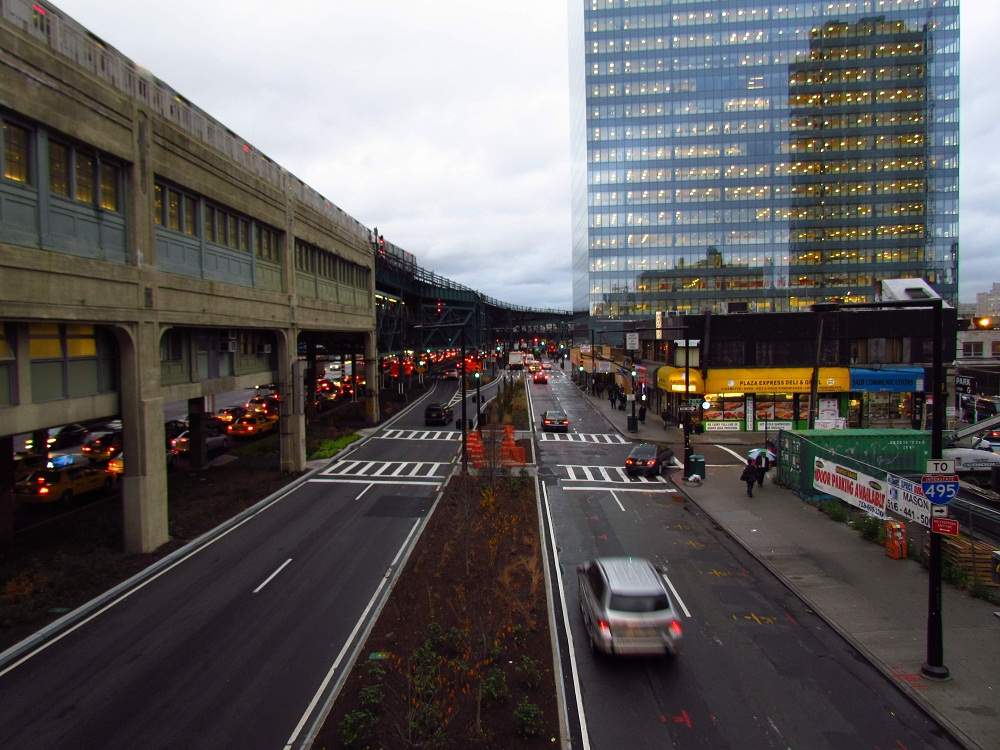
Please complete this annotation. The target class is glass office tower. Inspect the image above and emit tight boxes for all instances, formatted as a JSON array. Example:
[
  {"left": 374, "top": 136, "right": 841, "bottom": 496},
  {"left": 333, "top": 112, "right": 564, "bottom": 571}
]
[{"left": 568, "top": 0, "right": 959, "bottom": 318}]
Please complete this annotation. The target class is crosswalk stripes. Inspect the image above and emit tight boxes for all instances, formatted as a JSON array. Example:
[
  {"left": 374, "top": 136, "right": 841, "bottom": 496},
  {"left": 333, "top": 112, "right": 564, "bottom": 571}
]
[
  {"left": 376, "top": 429, "right": 461, "bottom": 441},
  {"left": 538, "top": 432, "right": 627, "bottom": 444},
  {"left": 558, "top": 464, "right": 667, "bottom": 484},
  {"left": 320, "top": 459, "right": 447, "bottom": 480}
]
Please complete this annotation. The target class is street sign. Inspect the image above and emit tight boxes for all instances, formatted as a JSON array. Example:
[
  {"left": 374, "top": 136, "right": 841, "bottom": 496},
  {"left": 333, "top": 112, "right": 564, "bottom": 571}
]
[
  {"left": 932, "top": 505, "right": 949, "bottom": 517},
  {"left": 930, "top": 517, "right": 959, "bottom": 536},
  {"left": 580, "top": 343, "right": 591, "bottom": 354},
  {"left": 920, "top": 474, "right": 960, "bottom": 504},
  {"left": 886, "top": 473, "right": 931, "bottom": 527},
  {"left": 625, "top": 332, "right": 639, "bottom": 351},
  {"left": 955, "top": 375, "right": 976, "bottom": 395},
  {"left": 926, "top": 459, "right": 955, "bottom": 475}
]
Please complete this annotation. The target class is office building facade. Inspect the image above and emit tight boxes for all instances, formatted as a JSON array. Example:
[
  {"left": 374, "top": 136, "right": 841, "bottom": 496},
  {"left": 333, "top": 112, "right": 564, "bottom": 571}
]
[{"left": 568, "top": 0, "right": 959, "bottom": 318}]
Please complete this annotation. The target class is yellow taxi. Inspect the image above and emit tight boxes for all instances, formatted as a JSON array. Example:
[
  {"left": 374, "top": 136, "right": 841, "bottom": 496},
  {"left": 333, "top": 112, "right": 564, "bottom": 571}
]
[
  {"left": 227, "top": 413, "right": 277, "bottom": 438},
  {"left": 15, "top": 464, "right": 112, "bottom": 504}
]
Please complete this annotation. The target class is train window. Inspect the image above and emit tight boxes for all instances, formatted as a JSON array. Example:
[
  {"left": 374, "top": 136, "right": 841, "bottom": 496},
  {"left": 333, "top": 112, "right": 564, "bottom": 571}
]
[
  {"left": 3, "top": 121, "right": 30, "bottom": 184},
  {"left": 49, "top": 140, "right": 70, "bottom": 197}
]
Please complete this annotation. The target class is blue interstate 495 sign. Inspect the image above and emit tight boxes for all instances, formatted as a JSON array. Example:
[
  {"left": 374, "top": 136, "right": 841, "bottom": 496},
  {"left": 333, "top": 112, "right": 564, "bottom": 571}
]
[{"left": 920, "top": 474, "right": 959, "bottom": 504}]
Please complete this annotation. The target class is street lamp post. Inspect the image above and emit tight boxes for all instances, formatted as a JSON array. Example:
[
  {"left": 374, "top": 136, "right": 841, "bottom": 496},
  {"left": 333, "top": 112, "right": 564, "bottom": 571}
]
[{"left": 414, "top": 321, "right": 469, "bottom": 474}]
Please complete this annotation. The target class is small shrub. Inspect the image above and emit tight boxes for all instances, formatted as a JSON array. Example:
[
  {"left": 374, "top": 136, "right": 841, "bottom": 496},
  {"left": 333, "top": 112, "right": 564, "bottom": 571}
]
[
  {"left": 510, "top": 623, "right": 527, "bottom": 647},
  {"left": 820, "top": 500, "right": 848, "bottom": 523},
  {"left": 481, "top": 666, "right": 510, "bottom": 705},
  {"left": 513, "top": 697, "right": 544, "bottom": 737},
  {"left": 941, "top": 559, "right": 968, "bottom": 588},
  {"left": 366, "top": 661, "right": 386, "bottom": 681},
  {"left": 515, "top": 655, "right": 541, "bottom": 689},
  {"left": 359, "top": 684, "right": 383, "bottom": 710},
  {"left": 309, "top": 433, "right": 361, "bottom": 460},
  {"left": 339, "top": 708, "right": 376, "bottom": 748},
  {"left": 857, "top": 515, "right": 883, "bottom": 543}
]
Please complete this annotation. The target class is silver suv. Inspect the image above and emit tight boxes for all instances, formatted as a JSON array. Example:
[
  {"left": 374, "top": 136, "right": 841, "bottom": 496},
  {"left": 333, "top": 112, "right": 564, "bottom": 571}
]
[{"left": 577, "top": 557, "right": 682, "bottom": 657}]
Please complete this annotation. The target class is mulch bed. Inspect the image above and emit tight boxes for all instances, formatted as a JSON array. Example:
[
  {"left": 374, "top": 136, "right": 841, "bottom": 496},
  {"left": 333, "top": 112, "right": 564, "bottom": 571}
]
[{"left": 316, "top": 474, "right": 559, "bottom": 749}]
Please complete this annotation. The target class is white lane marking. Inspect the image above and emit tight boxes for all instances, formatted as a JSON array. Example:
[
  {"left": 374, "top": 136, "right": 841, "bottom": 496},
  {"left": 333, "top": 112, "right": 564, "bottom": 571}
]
[
  {"left": 372, "top": 463, "right": 393, "bottom": 476},
  {"left": 390, "top": 464, "right": 407, "bottom": 477},
  {"left": 540, "top": 482, "right": 592, "bottom": 750},
  {"left": 354, "top": 483, "right": 374, "bottom": 501},
  {"left": 597, "top": 467, "right": 612, "bottom": 482},
  {"left": 609, "top": 490, "right": 625, "bottom": 512},
  {"left": 562, "top": 486, "right": 677, "bottom": 493},
  {"left": 715, "top": 444, "right": 749, "bottom": 463},
  {"left": 0, "top": 473, "right": 312, "bottom": 678},
  {"left": 581, "top": 466, "right": 594, "bottom": 481},
  {"left": 284, "top": 518, "right": 423, "bottom": 749},
  {"left": 660, "top": 572, "right": 692, "bottom": 618},
  {"left": 307, "top": 479, "right": 442, "bottom": 487},
  {"left": 253, "top": 558, "right": 293, "bottom": 594}
]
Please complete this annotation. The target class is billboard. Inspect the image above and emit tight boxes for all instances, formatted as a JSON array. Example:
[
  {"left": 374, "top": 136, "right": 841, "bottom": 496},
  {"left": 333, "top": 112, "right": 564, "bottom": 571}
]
[{"left": 812, "top": 457, "right": 887, "bottom": 520}]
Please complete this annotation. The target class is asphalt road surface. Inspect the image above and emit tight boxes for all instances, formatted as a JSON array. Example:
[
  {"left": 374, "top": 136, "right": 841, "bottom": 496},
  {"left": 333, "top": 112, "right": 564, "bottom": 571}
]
[
  {"left": 0, "top": 375, "right": 503, "bottom": 750},
  {"left": 530, "top": 368, "right": 959, "bottom": 750}
]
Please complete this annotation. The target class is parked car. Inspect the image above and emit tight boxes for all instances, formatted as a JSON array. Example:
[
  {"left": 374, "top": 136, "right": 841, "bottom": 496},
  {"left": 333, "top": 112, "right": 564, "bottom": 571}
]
[
  {"left": 171, "top": 425, "right": 232, "bottom": 455},
  {"left": 15, "top": 464, "right": 113, "bottom": 504},
  {"left": 532, "top": 372, "right": 548, "bottom": 385},
  {"left": 577, "top": 557, "right": 682, "bottom": 657},
  {"left": 227, "top": 413, "right": 277, "bottom": 438},
  {"left": 164, "top": 419, "right": 189, "bottom": 449},
  {"left": 624, "top": 443, "right": 675, "bottom": 478},
  {"left": 424, "top": 402, "right": 455, "bottom": 426},
  {"left": 82, "top": 429, "right": 123, "bottom": 461},
  {"left": 541, "top": 410, "right": 570, "bottom": 432}
]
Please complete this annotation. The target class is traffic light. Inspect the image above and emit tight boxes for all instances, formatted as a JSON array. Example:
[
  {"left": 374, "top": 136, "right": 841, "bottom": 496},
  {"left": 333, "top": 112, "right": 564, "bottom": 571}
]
[
  {"left": 578, "top": 365, "right": 584, "bottom": 372},
  {"left": 631, "top": 368, "right": 637, "bottom": 377},
  {"left": 473, "top": 371, "right": 480, "bottom": 380}
]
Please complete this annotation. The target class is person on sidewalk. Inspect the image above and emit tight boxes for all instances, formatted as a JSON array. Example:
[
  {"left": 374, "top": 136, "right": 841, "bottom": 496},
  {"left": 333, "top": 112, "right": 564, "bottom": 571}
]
[
  {"left": 741, "top": 459, "right": 757, "bottom": 497},
  {"left": 755, "top": 454, "right": 766, "bottom": 488}
]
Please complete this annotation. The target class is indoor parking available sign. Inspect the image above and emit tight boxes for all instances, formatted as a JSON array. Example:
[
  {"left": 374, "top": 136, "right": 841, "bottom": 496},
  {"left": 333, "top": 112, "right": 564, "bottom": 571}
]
[{"left": 813, "top": 457, "right": 887, "bottom": 520}]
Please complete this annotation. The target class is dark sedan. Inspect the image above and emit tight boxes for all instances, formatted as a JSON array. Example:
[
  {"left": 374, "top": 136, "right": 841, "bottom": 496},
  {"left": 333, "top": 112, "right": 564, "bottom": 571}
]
[
  {"left": 541, "top": 410, "right": 570, "bottom": 432},
  {"left": 424, "top": 403, "right": 454, "bottom": 426},
  {"left": 625, "top": 442, "right": 675, "bottom": 478}
]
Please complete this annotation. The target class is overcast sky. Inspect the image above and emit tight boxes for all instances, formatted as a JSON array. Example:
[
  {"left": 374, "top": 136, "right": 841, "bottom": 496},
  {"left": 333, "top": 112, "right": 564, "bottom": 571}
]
[{"left": 54, "top": 1, "right": 989, "bottom": 308}]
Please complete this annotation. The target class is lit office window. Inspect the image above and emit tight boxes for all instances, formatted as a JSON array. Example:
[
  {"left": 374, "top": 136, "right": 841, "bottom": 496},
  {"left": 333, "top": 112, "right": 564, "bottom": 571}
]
[
  {"left": 167, "top": 189, "right": 180, "bottom": 231},
  {"left": 154, "top": 184, "right": 163, "bottom": 225},
  {"left": 49, "top": 140, "right": 70, "bottom": 197},
  {"left": 100, "top": 162, "right": 118, "bottom": 211},
  {"left": 183, "top": 195, "right": 197, "bottom": 236},
  {"left": 2, "top": 122, "right": 30, "bottom": 183},
  {"left": 76, "top": 152, "right": 94, "bottom": 205}
]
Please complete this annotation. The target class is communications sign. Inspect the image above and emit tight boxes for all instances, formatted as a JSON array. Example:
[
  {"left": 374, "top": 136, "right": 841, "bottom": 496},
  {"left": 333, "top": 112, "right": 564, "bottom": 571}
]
[
  {"left": 930, "top": 518, "right": 959, "bottom": 536},
  {"left": 813, "top": 457, "right": 887, "bottom": 520},
  {"left": 886, "top": 473, "right": 931, "bottom": 527},
  {"left": 920, "top": 474, "right": 960, "bottom": 504}
]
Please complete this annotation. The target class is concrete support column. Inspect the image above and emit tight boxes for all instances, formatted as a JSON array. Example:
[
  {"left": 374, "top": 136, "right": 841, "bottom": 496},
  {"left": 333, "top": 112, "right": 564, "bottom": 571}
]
[
  {"left": 188, "top": 396, "right": 207, "bottom": 469},
  {"left": 277, "top": 328, "right": 306, "bottom": 473},
  {"left": 117, "top": 322, "right": 169, "bottom": 553},
  {"left": 365, "top": 330, "right": 379, "bottom": 426},
  {"left": 0, "top": 435, "right": 14, "bottom": 549}
]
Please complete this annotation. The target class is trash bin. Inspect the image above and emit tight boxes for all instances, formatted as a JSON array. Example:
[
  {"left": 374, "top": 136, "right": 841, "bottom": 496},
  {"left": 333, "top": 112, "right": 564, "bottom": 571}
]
[
  {"left": 688, "top": 454, "right": 706, "bottom": 479},
  {"left": 627, "top": 415, "right": 639, "bottom": 433},
  {"left": 993, "top": 550, "right": 1000, "bottom": 585}
]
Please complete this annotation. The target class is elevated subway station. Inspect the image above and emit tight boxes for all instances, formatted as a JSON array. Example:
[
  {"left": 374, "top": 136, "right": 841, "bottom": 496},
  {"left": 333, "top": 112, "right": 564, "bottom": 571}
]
[{"left": 0, "top": 1, "right": 570, "bottom": 554}]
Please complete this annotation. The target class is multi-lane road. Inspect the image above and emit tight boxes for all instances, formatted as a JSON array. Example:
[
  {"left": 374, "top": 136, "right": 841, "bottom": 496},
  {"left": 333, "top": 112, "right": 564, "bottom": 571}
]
[
  {"left": 0, "top": 363, "right": 960, "bottom": 749},
  {"left": 0, "top": 375, "right": 502, "bottom": 750},
  {"left": 530, "top": 366, "right": 959, "bottom": 749}
]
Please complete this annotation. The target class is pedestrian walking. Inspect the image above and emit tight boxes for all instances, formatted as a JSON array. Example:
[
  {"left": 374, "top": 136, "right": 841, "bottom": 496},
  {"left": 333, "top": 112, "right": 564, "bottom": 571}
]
[
  {"left": 740, "top": 459, "right": 757, "bottom": 498},
  {"left": 638, "top": 404, "right": 646, "bottom": 423},
  {"left": 755, "top": 454, "right": 765, "bottom": 487}
]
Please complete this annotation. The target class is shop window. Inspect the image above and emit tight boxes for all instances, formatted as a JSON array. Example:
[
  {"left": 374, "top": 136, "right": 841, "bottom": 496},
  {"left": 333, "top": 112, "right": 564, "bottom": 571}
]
[
  {"left": 99, "top": 162, "right": 118, "bottom": 211},
  {"left": 3, "top": 121, "right": 31, "bottom": 184},
  {"left": 756, "top": 395, "right": 794, "bottom": 424},
  {"left": 49, "top": 140, "right": 70, "bottom": 197},
  {"left": 703, "top": 396, "right": 745, "bottom": 423},
  {"left": 76, "top": 152, "right": 94, "bottom": 205}
]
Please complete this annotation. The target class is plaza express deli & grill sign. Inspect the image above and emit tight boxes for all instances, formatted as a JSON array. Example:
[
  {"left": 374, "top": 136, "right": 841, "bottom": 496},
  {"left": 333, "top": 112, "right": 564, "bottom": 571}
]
[{"left": 812, "top": 457, "right": 887, "bottom": 520}]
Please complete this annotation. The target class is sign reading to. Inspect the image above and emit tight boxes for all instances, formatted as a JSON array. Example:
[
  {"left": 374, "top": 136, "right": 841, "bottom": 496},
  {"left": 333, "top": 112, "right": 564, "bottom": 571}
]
[
  {"left": 625, "top": 332, "right": 640, "bottom": 351},
  {"left": 886, "top": 473, "right": 931, "bottom": 527},
  {"left": 920, "top": 474, "right": 959, "bottom": 504},
  {"left": 927, "top": 459, "right": 955, "bottom": 475},
  {"left": 813, "top": 457, "right": 887, "bottom": 519},
  {"left": 930, "top": 517, "right": 959, "bottom": 536}
]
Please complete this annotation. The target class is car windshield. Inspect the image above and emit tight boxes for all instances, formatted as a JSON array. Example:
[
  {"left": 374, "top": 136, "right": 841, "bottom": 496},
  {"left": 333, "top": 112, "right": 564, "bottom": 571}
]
[
  {"left": 609, "top": 593, "right": 671, "bottom": 613},
  {"left": 547, "top": 412, "right": 566, "bottom": 419},
  {"left": 630, "top": 446, "right": 655, "bottom": 458}
]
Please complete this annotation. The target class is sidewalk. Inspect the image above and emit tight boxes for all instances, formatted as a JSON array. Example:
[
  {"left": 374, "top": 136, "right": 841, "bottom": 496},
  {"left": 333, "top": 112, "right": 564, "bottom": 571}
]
[
  {"left": 677, "top": 466, "right": 999, "bottom": 750},
  {"left": 577, "top": 385, "right": 767, "bottom": 446}
]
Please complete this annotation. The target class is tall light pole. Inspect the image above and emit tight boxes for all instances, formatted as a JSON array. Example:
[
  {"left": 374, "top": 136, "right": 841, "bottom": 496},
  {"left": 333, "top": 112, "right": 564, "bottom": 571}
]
[{"left": 414, "top": 321, "right": 470, "bottom": 474}]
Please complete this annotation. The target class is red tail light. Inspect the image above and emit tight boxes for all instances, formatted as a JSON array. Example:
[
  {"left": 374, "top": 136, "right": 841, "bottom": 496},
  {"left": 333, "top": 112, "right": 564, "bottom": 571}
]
[
  {"left": 597, "top": 619, "right": 611, "bottom": 636},
  {"left": 625, "top": 458, "right": 634, "bottom": 465},
  {"left": 247, "top": 426, "right": 254, "bottom": 431},
  {"left": 38, "top": 486, "right": 50, "bottom": 495},
  {"left": 647, "top": 459, "right": 657, "bottom": 466},
  {"left": 36, "top": 476, "right": 46, "bottom": 483},
  {"left": 668, "top": 620, "right": 682, "bottom": 637}
]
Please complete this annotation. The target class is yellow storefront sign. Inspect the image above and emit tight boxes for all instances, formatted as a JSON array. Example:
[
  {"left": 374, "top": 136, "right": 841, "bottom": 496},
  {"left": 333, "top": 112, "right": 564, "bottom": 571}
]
[
  {"left": 704, "top": 367, "right": 850, "bottom": 394},
  {"left": 657, "top": 366, "right": 705, "bottom": 393}
]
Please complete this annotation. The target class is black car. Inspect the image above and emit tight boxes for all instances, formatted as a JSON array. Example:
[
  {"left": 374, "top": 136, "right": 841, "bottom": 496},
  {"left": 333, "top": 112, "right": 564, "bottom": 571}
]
[
  {"left": 50, "top": 423, "right": 90, "bottom": 449},
  {"left": 424, "top": 402, "right": 454, "bottom": 426},
  {"left": 624, "top": 442, "right": 675, "bottom": 478},
  {"left": 541, "top": 410, "right": 570, "bottom": 432}
]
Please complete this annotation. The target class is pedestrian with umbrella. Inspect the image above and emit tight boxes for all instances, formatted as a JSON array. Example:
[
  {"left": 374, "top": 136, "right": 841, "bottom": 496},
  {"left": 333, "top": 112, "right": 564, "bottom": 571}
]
[{"left": 740, "top": 459, "right": 757, "bottom": 498}]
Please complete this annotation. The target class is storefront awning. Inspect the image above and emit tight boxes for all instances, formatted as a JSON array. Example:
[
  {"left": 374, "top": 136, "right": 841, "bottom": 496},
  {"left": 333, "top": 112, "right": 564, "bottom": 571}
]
[
  {"left": 849, "top": 367, "right": 925, "bottom": 393},
  {"left": 705, "top": 367, "right": 851, "bottom": 394},
  {"left": 657, "top": 366, "right": 705, "bottom": 394}
]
